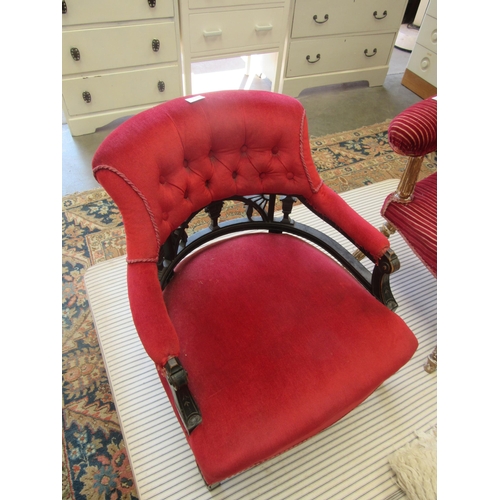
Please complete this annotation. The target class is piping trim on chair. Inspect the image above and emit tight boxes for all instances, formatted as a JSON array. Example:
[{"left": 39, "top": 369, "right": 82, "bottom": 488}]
[
  {"left": 299, "top": 110, "right": 323, "bottom": 194},
  {"left": 93, "top": 164, "right": 161, "bottom": 263}
]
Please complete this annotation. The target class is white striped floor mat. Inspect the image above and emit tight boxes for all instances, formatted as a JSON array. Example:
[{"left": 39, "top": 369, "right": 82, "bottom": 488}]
[{"left": 84, "top": 179, "right": 437, "bottom": 500}]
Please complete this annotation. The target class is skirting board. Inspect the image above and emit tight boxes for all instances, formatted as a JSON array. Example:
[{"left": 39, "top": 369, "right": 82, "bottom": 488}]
[
  {"left": 401, "top": 68, "right": 437, "bottom": 99},
  {"left": 84, "top": 179, "right": 437, "bottom": 500},
  {"left": 280, "top": 66, "right": 389, "bottom": 97}
]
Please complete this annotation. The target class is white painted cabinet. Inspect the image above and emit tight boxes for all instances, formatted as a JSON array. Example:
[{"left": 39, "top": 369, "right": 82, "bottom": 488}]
[
  {"left": 62, "top": 0, "right": 182, "bottom": 136},
  {"left": 179, "top": 0, "right": 291, "bottom": 95},
  {"left": 62, "top": 0, "right": 413, "bottom": 135},
  {"left": 280, "top": 0, "right": 408, "bottom": 96},
  {"left": 402, "top": 0, "right": 437, "bottom": 97}
]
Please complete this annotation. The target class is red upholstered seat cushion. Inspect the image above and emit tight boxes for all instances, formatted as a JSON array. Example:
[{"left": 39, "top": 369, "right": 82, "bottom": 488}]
[
  {"left": 382, "top": 172, "right": 437, "bottom": 277},
  {"left": 160, "top": 233, "right": 418, "bottom": 485},
  {"left": 388, "top": 96, "right": 437, "bottom": 157}
]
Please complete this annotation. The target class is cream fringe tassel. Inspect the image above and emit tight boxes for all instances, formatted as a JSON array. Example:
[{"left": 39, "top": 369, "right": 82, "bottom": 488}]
[{"left": 388, "top": 427, "right": 437, "bottom": 500}]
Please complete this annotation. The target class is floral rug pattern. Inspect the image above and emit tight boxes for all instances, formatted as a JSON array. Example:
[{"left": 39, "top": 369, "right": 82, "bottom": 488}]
[{"left": 62, "top": 121, "right": 436, "bottom": 499}]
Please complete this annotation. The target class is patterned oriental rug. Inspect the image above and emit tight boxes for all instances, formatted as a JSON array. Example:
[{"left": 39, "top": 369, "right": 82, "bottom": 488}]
[{"left": 62, "top": 120, "right": 437, "bottom": 500}]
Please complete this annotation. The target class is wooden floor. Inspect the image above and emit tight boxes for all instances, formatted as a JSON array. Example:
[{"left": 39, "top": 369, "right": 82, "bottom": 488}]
[{"left": 84, "top": 179, "right": 437, "bottom": 500}]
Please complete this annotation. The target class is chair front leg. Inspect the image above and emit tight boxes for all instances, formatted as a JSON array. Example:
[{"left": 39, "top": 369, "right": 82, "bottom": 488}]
[{"left": 424, "top": 346, "right": 437, "bottom": 373}]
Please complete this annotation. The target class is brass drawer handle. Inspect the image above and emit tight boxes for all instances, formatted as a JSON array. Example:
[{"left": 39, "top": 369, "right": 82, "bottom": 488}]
[
  {"left": 152, "top": 38, "right": 160, "bottom": 51},
  {"left": 313, "top": 14, "right": 329, "bottom": 24},
  {"left": 70, "top": 47, "right": 80, "bottom": 61},
  {"left": 373, "top": 10, "right": 388, "bottom": 20},
  {"left": 158, "top": 81, "right": 165, "bottom": 92},
  {"left": 82, "top": 91, "right": 91, "bottom": 103},
  {"left": 148, "top": 0, "right": 156, "bottom": 6},
  {"left": 364, "top": 48, "right": 378, "bottom": 57},
  {"left": 62, "top": 1, "right": 67, "bottom": 14},
  {"left": 306, "top": 54, "right": 321, "bottom": 63}
]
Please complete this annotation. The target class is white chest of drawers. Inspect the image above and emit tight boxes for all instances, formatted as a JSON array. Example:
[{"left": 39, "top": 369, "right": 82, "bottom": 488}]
[
  {"left": 62, "top": 0, "right": 182, "bottom": 136},
  {"left": 401, "top": 0, "right": 437, "bottom": 98},
  {"left": 179, "top": 0, "right": 291, "bottom": 95},
  {"left": 280, "top": 0, "right": 408, "bottom": 96}
]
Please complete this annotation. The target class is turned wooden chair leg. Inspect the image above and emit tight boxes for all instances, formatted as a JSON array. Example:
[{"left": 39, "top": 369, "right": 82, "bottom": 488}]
[
  {"left": 352, "top": 247, "right": 366, "bottom": 261},
  {"left": 424, "top": 346, "right": 437, "bottom": 373}
]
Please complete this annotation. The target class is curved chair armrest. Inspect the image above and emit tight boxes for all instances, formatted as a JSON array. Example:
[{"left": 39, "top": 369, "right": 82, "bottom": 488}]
[
  {"left": 127, "top": 261, "right": 180, "bottom": 367},
  {"left": 387, "top": 96, "right": 437, "bottom": 203},
  {"left": 388, "top": 96, "right": 437, "bottom": 157},
  {"left": 308, "top": 184, "right": 391, "bottom": 263}
]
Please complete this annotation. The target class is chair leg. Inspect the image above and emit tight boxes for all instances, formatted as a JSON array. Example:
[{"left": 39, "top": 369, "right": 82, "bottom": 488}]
[
  {"left": 423, "top": 346, "right": 437, "bottom": 373},
  {"left": 380, "top": 221, "right": 397, "bottom": 238},
  {"left": 352, "top": 248, "right": 366, "bottom": 261}
]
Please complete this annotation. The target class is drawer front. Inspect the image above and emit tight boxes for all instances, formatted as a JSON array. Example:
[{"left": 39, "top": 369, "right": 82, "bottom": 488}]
[
  {"left": 188, "top": 0, "right": 282, "bottom": 8},
  {"left": 62, "top": 65, "right": 181, "bottom": 115},
  {"left": 291, "top": 0, "right": 406, "bottom": 38},
  {"left": 62, "top": 22, "right": 178, "bottom": 75},
  {"left": 407, "top": 43, "right": 437, "bottom": 87},
  {"left": 62, "top": 0, "right": 174, "bottom": 26},
  {"left": 188, "top": 8, "right": 284, "bottom": 54},
  {"left": 286, "top": 33, "right": 394, "bottom": 77},
  {"left": 417, "top": 14, "right": 437, "bottom": 53},
  {"left": 426, "top": 0, "right": 437, "bottom": 20}
]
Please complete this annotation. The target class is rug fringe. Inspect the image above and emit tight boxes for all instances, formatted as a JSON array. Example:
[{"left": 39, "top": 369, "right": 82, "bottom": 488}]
[{"left": 388, "top": 427, "right": 437, "bottom": 500}]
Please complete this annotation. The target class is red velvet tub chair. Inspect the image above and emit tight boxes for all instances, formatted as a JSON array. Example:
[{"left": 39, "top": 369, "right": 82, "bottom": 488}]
[
  {"left": 92, "top": 90, "right": 418, "bottom": 488},
  {"left": 380, "top": 96, "right": 437, "bottom": 372}
]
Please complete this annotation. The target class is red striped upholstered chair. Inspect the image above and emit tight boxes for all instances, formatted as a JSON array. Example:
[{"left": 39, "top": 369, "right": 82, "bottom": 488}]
[
  {"left": 380, "top": 96, "right": 437, "bottom": 372},
  {"left": 92, "top": 90, "right": 418, "bottom": 488}
]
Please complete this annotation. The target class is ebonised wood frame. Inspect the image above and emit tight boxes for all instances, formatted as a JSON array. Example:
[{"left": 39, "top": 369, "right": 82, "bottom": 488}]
[{"left": 157, "top": 193, "right": 400, "bottom": 312}]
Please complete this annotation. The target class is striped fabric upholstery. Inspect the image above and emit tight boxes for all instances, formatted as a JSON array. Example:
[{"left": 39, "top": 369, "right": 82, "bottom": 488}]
[
  {"left": 388, "top": 96, "right": 437, "bottom": 157},
  {"left": 382, "top": 172, "right": 437, "bottom": 277},
  {"left": 383, "top": 96, "right": 437, "bottom": 277}
]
